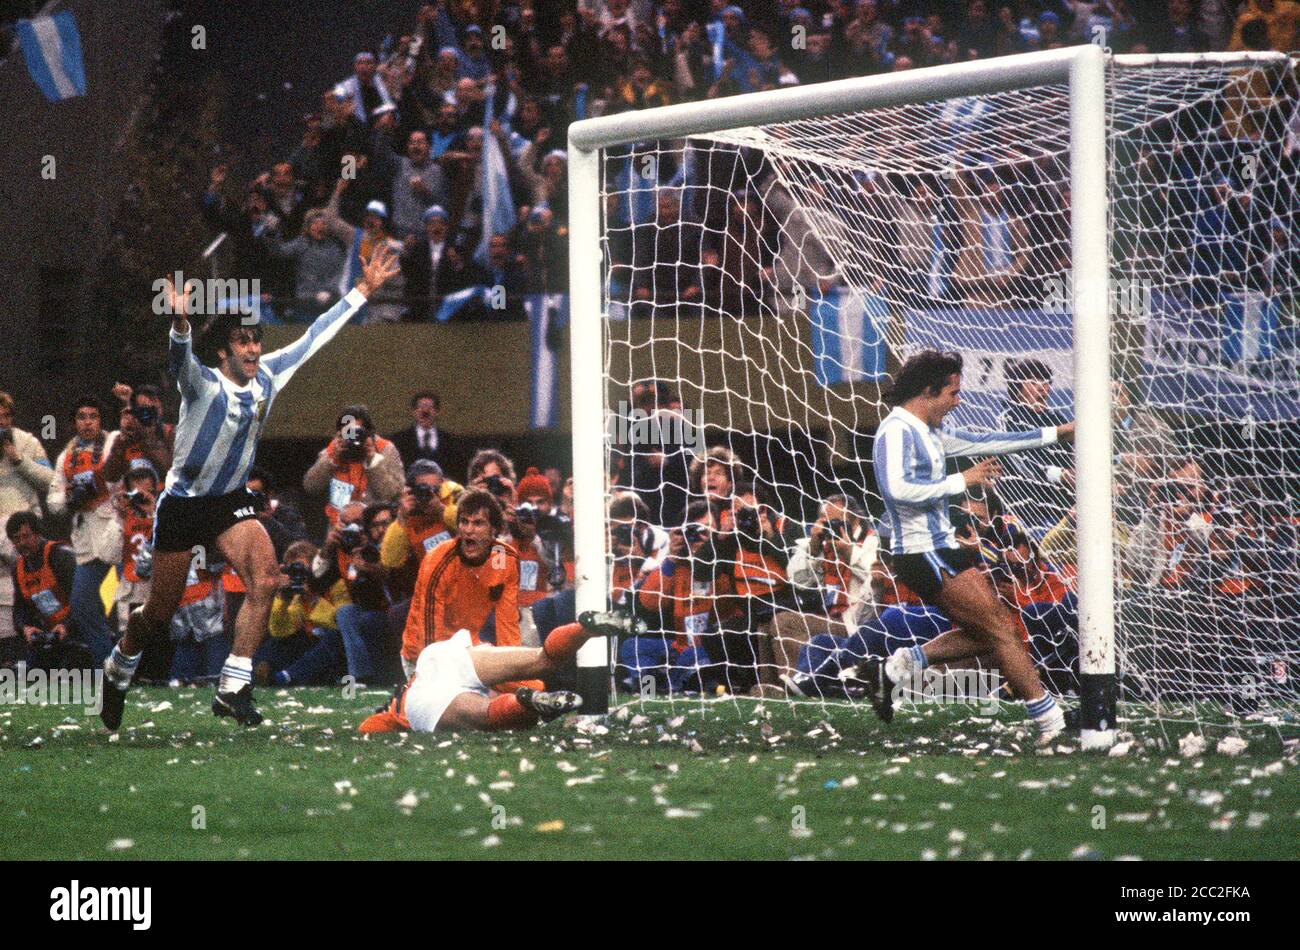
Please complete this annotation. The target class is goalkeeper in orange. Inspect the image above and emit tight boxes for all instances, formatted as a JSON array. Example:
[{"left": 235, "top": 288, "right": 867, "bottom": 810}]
[{"left": 358, "top": 611, "right": 632, "bottom": 733}]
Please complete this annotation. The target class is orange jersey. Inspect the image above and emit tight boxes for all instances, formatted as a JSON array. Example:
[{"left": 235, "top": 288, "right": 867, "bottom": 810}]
[
  {"left": 402, "top": 538, "right": 521, "bottom": 662},
  {"left": 638, "top": 558, "right": 714, "bottom": 652}
]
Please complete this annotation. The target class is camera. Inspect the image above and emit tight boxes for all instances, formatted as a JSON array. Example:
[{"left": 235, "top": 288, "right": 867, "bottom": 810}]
[
  {"left": 0, "top": 427, "right": 12, "bottom": 448},
  {"left": 124, "top": 489, "right": 151, "bottom": 511},
  {"left": 133, "top": 542, "right": 154, "bottom": 580},
  {"left": 734, "top": 506, "right": 760, "bottom": 537},
  {"left": 339, "top": 430, "right": 368, "bottom": 463},
  {"left": 358, "top": 543, "right": 381, "bottom": 564},
  {"left": 827, "top": 518, "right": 847, "bottom": 536},
  {"left": 284, "top": 561, "right": 311, "bottom": 595},
  {"left": 31, "top": 629, "right": 59, "bottom": 653},
  {"left": 483, "top": 474, "right": 509, "bottom": 497},
  {"left": 411, "top": 481, "right": 437, "bottom": 506},
  {"left": 683, "top": 522, "right": 710, "bottom": 545},
  {"left": 338, "top": 522, "right": 366, "bottom": 552},
  {"left": 129, "top": 404, "right": 159, "bottom": 428},
  {"left": 68, "top": 482, "right": 96, "bottom": 512}
]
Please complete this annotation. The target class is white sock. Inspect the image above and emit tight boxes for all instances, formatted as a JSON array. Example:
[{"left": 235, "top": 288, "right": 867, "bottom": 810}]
[
  {"left": 885, "top": 647, "right": 922, "bottom": 683},
  {"left": 1026, "top": 692, "right": 1064, "bottom": 732},
  {"left": 219, "top": 655, "right": 253, "bottom": 694},
  {"left": 105, "top": 645, "right": 142, "bottom": 690}
]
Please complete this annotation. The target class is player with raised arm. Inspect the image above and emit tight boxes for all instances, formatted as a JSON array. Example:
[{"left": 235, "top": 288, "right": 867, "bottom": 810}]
[
  {"left": 851, "top": 350, "right": 1075, "bottom": 746},
  {"left": 357, "top": 611, "right": 636, "bottom": 734},
  {"left": 99, "top": 245, "right": 401, "bottom": 731}
]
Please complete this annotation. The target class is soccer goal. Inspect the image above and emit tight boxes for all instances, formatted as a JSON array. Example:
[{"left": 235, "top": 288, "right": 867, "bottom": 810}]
[{"left": 567, "top": 46, "right": 1300, "bottom": 747}]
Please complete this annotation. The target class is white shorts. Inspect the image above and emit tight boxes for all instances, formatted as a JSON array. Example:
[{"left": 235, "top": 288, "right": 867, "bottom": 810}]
[{"left": 403, "top": 629, "right": 488, "bottom": 732}]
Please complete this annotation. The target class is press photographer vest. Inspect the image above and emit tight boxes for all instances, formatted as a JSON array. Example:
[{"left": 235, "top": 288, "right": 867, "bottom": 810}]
[
  {"left": 16, "top": 541, "right": 71, "bottom": 627},
  {"left": 819, "top": 554, "right": 852, "bottom": 618},
  {"left": 122, "top": 423, "right": 173, "bottom": 465},
  {"left": 513, "top": 539, "right": 549, "bottom": 608},
  {"left": 62, "top": 435, "right": 110, "bottom": 510},
  {"left": 732, "top": 518, "right": 790, "bottom": 598},
  {"left": 324, "top": 436, "right": 396, "bottom": 524},
  {"left": 121, "top": 510, "right": 155, "bottom": 583}
]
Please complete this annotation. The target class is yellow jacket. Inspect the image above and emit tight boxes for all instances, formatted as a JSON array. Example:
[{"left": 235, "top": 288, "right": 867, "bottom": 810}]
[{"left": 268, "top": 579, "right": 350, "bottom": 638}]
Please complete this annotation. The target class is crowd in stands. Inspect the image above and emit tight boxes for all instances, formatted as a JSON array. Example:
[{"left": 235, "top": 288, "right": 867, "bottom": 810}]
[{"left": 195, "top": 0, "right": 1299, "bottom": 326}]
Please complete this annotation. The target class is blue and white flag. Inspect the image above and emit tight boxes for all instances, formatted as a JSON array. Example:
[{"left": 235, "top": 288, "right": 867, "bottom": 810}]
[
  {"left": 434, "top": 284, "right": 490, "bottom": 322},
  {"left": 808, "top": 285, "right": 888, "bottom": 387},
  {"left": 17, "top": 12, "right": 86, "bottom": 102},
  {"left": 904, "top": 304, "right": 1074, "bottom": 429},
  {"left": 527, "top": 293, "right": 568, "bottom": 428},
  {"left": 474, "top": 87, "right": 517, "bottom": 268}
]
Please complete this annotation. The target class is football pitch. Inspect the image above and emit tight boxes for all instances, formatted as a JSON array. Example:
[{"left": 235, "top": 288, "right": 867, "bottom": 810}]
[{"left": 1, "top": 689, "right": 1296, "bottom": 861}]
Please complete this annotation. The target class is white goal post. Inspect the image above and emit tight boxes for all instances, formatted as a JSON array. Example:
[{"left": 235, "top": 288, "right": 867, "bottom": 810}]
[{"left": 566, "top": 46, "right": 1297, "bottom": 746}]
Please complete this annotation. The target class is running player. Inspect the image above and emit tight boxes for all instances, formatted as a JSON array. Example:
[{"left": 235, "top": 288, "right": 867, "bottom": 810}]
[
  {"left": 358, "top": 611, "right": 634, "bottom": 733},
  {"left": 99, "top": 246, "right": 401, "bottom": 730},
  {"left": 852, "top": 350, "right": 1075, "bottom": 746}
]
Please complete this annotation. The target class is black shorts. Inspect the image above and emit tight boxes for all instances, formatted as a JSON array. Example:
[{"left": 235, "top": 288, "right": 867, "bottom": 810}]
[
  {"left": 153, "top": 488, "right": 261, "bottom": 554},
  {"left": 891, "top": 545, "right": 982, "bottom": 604}
]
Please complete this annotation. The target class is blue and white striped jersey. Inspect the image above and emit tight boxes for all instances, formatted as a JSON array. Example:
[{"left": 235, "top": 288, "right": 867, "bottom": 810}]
[
  {"left": 872, "top": 406, "right": 1057, "bottom": 555},
  {"left": 163, "top": 289, "right": 367, "bottom": 498}
]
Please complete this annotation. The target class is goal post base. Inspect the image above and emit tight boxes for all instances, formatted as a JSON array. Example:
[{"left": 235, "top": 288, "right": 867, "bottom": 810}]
[
  {"left": 1077, "top": 672, "right": 1117, "bottom": 750},
  {"left": 575, "top": 637, "right": 610, "bottom": 716}
]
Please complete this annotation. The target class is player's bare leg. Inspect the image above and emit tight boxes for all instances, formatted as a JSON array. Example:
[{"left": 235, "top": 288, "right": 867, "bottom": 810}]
[
  {"left": 210, "top": 519, "right": 281, "bottom": 725},
  {"left": 100, "top": 549, "right": 191, "bottom": 730}
]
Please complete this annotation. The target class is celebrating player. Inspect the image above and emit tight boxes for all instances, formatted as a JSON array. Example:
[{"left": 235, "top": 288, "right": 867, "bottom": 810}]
[
  {"left": 99, "top": 245, "right": 401, "bottom": 731},
  {"left": 852, "top": 350, "right": 1075, "bottom": 746},
  {"left": 358, "top": 611, "right": 633, "bottom": 734}
]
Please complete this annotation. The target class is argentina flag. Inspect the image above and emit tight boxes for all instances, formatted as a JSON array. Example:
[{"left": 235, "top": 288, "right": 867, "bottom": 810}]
[
  {"left": 808, "top": 285, "right": 888, "bottom": 386},
  {"left": 474, "top": 86, "right": 517, "bottom": 268},
  {"left": 17, "top": 11, "right": 86, "bottom": 102},
  {"left": 527, "top": 293, "right": 569, "bottom": 428}
]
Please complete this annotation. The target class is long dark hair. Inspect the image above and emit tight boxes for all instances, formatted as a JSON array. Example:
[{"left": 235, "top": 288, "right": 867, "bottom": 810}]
[{"left": 885, "top": 350, "right": 963, "bottom": 406}]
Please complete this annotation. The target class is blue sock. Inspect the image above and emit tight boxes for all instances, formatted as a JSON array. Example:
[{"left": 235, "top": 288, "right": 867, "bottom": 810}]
[
  {"left": 1025, "top": 692, "right": 1058, "bottom": 720},
  {"left": 908, "top": 645, "right": 928, "bottom": 670}
]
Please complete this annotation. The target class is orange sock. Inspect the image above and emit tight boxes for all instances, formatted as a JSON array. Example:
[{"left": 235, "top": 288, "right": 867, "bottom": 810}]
[
  {"left": 543, "top": 622, "right": 588, "bottom": 663},
  {"left": 486, "top": 694, "right": 538, "bottom": 731}
]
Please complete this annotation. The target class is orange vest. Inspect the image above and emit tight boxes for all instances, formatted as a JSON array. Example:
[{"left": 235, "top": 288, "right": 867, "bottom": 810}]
[
  {"left": 62, "top": 438, "right": 110, "bottom": 510},
  {"left": 179, "top": 565, "right": 216, "bottom": 608},
  {"left": 513, "top": 538, "right": 550, "bottom": 608},
  {"left": 16, "top": 541, "right": 71, "bottom": 627},
  {"left": 639, "top": 559, "right": 714, "bottom": 653},
  {"left": 223, "top": 564, "right": 247, "bottom": 594},
  {"left": 732, "top": 545, "right": 786, "bottom": 598},
  {"left": 121, "top": 511, "right": 154, "bottom": 583},
  {"left": 324, "top": 436, "right": 396, "bottom": 524},
  {"left": 819, "top": 554, "right": 852, "bottom": 618}
]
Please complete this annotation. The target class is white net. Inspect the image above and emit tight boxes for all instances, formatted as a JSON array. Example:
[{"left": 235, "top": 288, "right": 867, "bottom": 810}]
[{"left": 595, "top": 55, "right": 1300, "bottom": 737}]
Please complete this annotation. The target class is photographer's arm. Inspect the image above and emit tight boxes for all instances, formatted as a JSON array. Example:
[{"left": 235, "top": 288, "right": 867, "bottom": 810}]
[
  {"left": 45, "top": 447, "right": 69, "bottom": 516},
  {"left": 366, "top": 443, "right": 406, "bottom": 504},
  {"left": 302, "top": 445, "right": 339, "bottom": 496}
]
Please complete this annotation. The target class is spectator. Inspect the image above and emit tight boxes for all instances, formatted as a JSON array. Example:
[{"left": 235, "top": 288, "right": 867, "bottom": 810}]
[
  {"left": 389, "top": 388, "right": 472, "bottom": 477},
  {"left": 103, "top": 383, "right": 174, "bottom": 485},
  {"left": 6, "top": 511, "right": 84, "bottom": 672},
  {"left": 262, "top": 206, "right": 348, "bottom": 321},
  {"left": 322, "top": 197, "right": 408, "bottom": 323},
  {"left": 456, "top": 24, "right": 493, "bottom": 80},
  {"left": 467, "top": 448, "right": 517, "bottom": 488},
  {"left": 201, "top": 165, "right": 284, "bottom": 302},
  {"left": 380, "top": 129, "right": 451, "bottom": 240},
  {"left": 401, "top": 205, "right": 478, "bottom": 320},
  {"left": 0, "top": 391, "right": 53, "bottom": 662},
  {"left": 515, "top": 206, "right": 569, "bottom": 293},
  {"left": 46, "top": 397, "right": 121, "bottom": 665},
  {"left": 338, "top": 51, "right": 396, "bottom": 125},
  {"left": 507, "top": 467, "right": 561, "bottom": 646},
  {"left": 516, "top": 132, "right": 570, "bottom": 225},
  {"left": 688, "top": 445, "right": 739, "bottom": 530},
  {"left": 303, "top": 404, "right": 405, "bottom": 527}
]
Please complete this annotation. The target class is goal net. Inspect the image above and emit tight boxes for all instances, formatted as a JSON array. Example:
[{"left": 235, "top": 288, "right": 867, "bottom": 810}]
[{"left": 573, "top": 49, "right": 1299, "bottom": 741}]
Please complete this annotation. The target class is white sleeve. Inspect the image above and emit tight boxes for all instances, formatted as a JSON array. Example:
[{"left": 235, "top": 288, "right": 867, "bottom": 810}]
[{"left": 874, "top": 424, "right": 966, "bottom": 506}]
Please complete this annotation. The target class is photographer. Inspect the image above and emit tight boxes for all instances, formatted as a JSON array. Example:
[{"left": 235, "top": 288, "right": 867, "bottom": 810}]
[
  {"left": 0, "top": 391, "right": 54, "bottom": 660},
  {"left": 254, "top": 540, "right": 350, "bottom": 684},
  {"left": 621, "top": 501, "right": 720, "bottom": 695},
  {"left": 303, "top": 404, "right": 404, "bottom": 526},
  {"left": 46, "top": 396, "right": 121, "bottom": 664},
  {"left": 507, "top": 467, "right": 567, "bottom": 646},
  {"left": 6, "top": 512, "right": 85, "bottom": 672},
  {"left": 774, "top": 495, "right": 879, "bottom": 694},
  {"left": 103, "top": 383, "right": 174, "bottom": 485},
  {"left": 112, "top": 459, "right": 161, "bottom": 632},
  {"left": 380, "top": 460, "right": 462, "bottom": 599},
  {"left": 696, "top": 481, "right": 802, "bottom": 695},
  {"left": 607, "top": 492, "right": 669, "bottom": 612}
]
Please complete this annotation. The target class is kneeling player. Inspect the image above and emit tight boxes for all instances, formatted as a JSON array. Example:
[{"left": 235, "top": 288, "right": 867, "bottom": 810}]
[{"left": 358, "top": 611, "right": 628, "bottom": 733}]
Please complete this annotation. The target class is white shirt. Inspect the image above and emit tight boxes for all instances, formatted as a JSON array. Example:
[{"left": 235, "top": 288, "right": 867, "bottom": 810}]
[
  {"left": 872, "top": 406, "right": 1056, "bottom": 555},
  {"left": 417, "top": 426, "right": 438, "bottom": 452}
]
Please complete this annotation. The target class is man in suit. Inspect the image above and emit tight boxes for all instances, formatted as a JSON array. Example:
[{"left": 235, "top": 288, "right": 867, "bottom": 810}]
[
  {"left": 401, "top": 205, "right": 476, "bottom": 321},
  {"left": 389, "top": 388, "right": 470, "bottom": 481}
]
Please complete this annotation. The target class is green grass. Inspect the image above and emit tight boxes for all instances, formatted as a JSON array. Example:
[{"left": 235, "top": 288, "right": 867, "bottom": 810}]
[{"left": 1, "top": 688, "right": 1296, "bottom": 860}]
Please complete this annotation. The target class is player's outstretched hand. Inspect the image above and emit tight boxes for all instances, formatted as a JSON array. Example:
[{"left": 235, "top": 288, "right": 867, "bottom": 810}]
[
  {"left": 1056, "top": 421, "right": 1076, "bottom": 443},
  {"left": 962, "top": 457, "right": 1002, "bottom": 489},
  {"left": 356, "top": 243, "right": 401, "bottom": 298}
]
